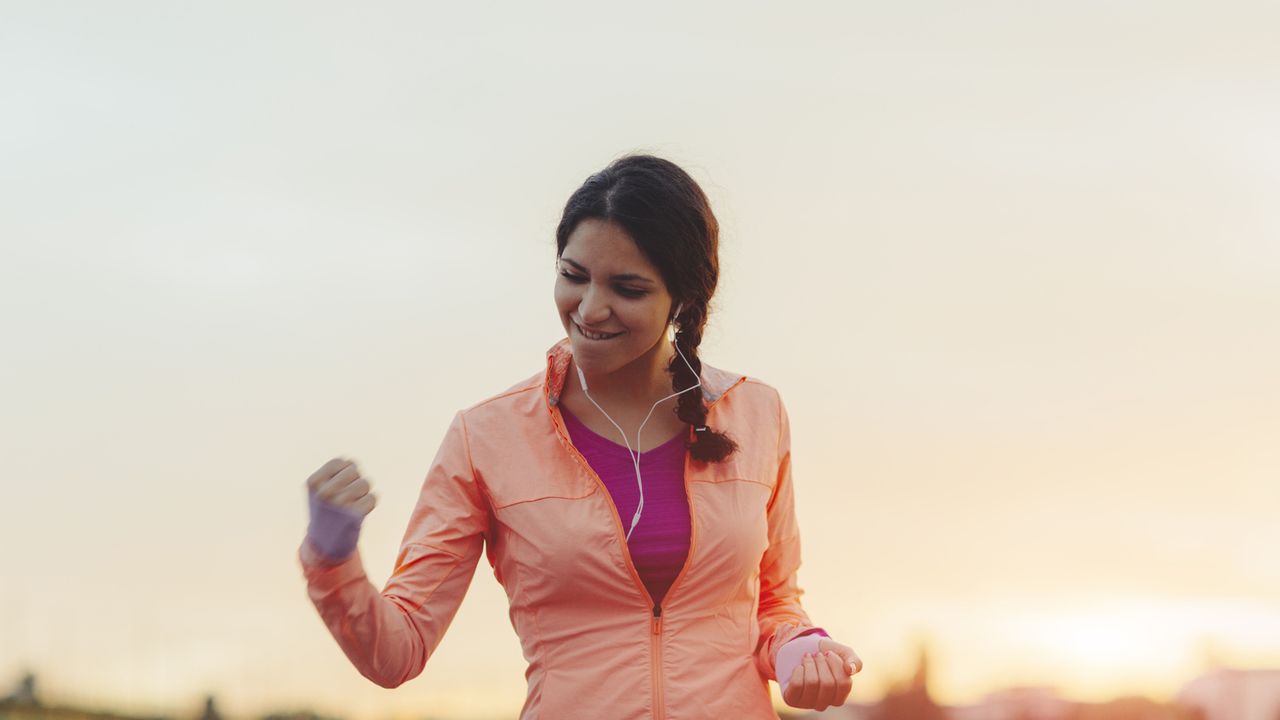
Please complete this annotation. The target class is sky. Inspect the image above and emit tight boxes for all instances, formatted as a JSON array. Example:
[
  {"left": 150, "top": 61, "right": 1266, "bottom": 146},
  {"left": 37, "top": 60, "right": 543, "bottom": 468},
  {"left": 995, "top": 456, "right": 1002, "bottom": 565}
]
[{"left": 1, "top": 2, "right": 1278, "bottom": 719}]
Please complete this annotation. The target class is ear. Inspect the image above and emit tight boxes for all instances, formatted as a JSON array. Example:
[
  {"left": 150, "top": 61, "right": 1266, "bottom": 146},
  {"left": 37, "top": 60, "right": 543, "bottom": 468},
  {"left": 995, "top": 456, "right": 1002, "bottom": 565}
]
[{"left": 667, "top": 302, "right": 683, "bottom": 342}]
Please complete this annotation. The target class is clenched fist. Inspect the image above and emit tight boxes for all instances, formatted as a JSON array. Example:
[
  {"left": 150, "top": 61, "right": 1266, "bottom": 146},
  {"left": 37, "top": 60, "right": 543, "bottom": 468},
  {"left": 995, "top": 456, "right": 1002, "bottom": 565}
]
[
  {"left": 774, "top": 625, "right": 862, "bottom": 712},
  {"left": 304, "top": 457, "right": 378, "bottom": 563}
]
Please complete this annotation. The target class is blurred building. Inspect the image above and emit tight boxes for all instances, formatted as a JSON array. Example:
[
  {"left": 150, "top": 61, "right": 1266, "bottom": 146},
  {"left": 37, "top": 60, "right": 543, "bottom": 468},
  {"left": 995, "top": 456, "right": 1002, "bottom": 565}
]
[
  {"left": 865, "top": 641, "right": 948, "bottom": 720},
  {"left": 199, "top": 696, "right": 221, "bottom": 720},
  {"left": 947, "top": 685, "right": 1072, "bottom": 720},
  {"left": 1177, "top": 667, "right": 1280, "bottom": 720},
  {"left": 1070, "top": 696, "right": 1201, "bottom": 720}
]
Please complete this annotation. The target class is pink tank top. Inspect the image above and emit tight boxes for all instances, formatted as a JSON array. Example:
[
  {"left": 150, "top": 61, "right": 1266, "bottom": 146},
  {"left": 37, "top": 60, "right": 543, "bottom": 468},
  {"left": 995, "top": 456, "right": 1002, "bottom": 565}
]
[{"left": 559, "top": 404, "right": 690, "bottom": 607}]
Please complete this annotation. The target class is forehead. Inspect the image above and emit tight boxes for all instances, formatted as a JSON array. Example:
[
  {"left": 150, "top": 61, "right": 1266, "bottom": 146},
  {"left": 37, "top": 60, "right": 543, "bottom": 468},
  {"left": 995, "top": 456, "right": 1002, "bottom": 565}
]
[{"left": 561, "top": 218, "right": 660, "bottom": 277}]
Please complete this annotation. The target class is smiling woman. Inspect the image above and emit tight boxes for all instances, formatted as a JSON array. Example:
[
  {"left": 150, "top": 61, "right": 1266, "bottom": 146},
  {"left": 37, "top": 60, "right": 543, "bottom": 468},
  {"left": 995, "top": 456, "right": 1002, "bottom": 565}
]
[{"left": 298, "top": 153, "right": 861, "bottom": 719}]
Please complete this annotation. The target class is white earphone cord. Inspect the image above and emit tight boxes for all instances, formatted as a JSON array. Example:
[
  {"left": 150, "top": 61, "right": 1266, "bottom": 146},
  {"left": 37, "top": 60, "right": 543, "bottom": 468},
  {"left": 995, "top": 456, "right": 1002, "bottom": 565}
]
[{"left": 574, "top": 312, "right": 702, "bottom": 542}]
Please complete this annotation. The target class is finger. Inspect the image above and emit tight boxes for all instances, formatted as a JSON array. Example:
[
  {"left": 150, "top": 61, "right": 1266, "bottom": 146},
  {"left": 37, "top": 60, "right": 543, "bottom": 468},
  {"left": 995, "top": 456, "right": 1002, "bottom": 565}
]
[
  {"left": 348, "top": 492, "right": 376, "bottom": 516},
  {"left": 317, "top": 462, "right": 362, "bottom": 502},
  {"left": 818, "top": 638, "right": 863, "bottom": 675},
  {"left": 798, "top": 654, "right": 820, "bottom": 709},
  {"left": 825, "top": 651, "right": 852, "bottom": 705},
  {"left": 332, "top": 476, "right": 372, "bottom": 506},
  {"left": 846, "top": 648, "right": 864, "bottom": 675},
  {"left": 311, "top": 458, "right": 356, "bottom": 497},
  {"left": 813, "top": 650, "right": 837, "bottom": 710},
  {"left": 307, "top": 457, "right": 352, "bottom": 491}
]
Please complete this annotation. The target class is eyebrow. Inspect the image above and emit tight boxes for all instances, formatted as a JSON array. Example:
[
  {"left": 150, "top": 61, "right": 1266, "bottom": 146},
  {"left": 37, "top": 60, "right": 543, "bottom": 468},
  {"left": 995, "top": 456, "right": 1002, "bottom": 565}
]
[{"left": 560, "top": 257, "right": 656, "bottom": 285}]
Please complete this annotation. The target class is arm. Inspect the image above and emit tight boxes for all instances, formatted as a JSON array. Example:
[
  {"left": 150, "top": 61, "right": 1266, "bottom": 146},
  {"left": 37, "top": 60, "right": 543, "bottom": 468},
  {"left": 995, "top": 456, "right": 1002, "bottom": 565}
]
[
  {"left": 753, "top": 388, "right": 826, "bottom": 682},
  {"left": 298, "top": 410, "right": 491, "bottom": 688}
]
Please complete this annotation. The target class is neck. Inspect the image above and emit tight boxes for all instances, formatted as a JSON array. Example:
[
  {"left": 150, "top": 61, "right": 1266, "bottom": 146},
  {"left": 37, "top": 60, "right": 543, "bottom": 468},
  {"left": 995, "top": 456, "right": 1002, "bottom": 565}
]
[{"left": 571, "top": 337, "right": 682, "bottom": 407}]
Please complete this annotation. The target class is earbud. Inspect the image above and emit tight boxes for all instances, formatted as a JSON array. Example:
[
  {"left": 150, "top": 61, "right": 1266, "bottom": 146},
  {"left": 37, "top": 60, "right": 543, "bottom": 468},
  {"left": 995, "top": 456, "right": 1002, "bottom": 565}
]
[{"left": 668, "top": 302, "right": 683, "bottom": 342}]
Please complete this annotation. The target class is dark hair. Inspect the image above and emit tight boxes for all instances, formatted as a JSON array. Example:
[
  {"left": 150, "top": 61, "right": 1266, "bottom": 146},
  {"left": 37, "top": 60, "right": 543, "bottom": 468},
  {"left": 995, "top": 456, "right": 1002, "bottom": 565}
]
[{"left": 555, "top": 153, "right": 739, "bottom": 463}]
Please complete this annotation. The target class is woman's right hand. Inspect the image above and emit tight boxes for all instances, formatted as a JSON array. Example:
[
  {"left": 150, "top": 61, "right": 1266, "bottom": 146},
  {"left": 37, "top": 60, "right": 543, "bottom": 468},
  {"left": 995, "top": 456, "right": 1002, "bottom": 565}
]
[{"left": 303, "top": 457, "right": 378, "bottom": 563}]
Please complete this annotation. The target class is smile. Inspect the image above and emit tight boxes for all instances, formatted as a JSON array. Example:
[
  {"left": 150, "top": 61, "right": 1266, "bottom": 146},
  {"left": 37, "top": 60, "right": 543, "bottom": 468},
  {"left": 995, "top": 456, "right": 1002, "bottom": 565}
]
[{"left": 575, "top": 322, "right": 624, "bottom": 341}]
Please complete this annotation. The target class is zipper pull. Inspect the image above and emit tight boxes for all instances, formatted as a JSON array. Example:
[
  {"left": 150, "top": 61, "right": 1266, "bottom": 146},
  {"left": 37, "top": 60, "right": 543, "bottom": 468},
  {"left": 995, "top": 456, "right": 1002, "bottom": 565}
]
[{"left": 652, "top": 605, "right": 662, "bottom": 634}]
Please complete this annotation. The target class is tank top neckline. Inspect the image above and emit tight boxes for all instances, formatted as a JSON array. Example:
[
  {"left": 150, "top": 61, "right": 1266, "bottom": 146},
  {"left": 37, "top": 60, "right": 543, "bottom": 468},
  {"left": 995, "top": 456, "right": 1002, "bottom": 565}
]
[{"left": 559, "top": 403, "right": 687, "bottom": 456}]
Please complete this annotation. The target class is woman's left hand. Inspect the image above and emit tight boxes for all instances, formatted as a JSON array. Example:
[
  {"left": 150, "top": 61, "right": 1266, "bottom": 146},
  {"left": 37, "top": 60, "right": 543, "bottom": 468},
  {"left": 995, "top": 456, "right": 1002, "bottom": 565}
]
[{"left": 781, "top": 637, "right": 863, "bottom": 711}]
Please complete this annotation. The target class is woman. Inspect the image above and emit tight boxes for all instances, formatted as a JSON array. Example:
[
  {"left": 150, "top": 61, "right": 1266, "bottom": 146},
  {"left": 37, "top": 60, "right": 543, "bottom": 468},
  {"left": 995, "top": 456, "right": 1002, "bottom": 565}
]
[{"left": 299, "top": 154, "right": 863, "bottom": 718}]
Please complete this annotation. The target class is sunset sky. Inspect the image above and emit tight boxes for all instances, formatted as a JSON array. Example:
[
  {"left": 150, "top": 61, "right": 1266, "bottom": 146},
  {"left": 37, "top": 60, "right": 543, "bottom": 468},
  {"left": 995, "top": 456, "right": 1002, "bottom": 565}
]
[{"left": 2, "top": 2, "right": 1278, "bottom": 719}]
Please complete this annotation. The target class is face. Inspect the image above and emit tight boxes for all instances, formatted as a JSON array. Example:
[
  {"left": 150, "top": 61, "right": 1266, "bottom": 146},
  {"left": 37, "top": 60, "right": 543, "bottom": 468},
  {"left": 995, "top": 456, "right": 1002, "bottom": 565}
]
[{"left": 554, "top": 218, "right": 675, "bottom": 377}]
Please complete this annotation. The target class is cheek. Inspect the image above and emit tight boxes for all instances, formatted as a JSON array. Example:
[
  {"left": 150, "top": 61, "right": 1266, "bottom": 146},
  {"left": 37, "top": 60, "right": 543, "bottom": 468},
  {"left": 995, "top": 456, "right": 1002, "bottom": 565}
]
[
  {"left": 552, "top": 283, "right": 575, "bottom": 312},
  {"left": 623, "top": 304, "right": 665, "bottom": 336}
]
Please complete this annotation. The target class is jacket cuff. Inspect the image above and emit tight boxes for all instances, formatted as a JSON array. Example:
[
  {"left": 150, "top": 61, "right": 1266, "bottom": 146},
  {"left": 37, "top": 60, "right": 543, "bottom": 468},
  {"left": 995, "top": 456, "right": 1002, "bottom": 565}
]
[{"left": 791, "top": 626, "right": 830, "bottom": 640}]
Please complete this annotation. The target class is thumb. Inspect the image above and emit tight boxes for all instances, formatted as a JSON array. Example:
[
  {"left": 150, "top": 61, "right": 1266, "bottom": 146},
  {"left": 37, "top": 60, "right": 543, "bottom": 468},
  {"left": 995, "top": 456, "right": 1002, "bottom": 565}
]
[{"left": 818, "top": 638, "right": 863, "bottom": 675}]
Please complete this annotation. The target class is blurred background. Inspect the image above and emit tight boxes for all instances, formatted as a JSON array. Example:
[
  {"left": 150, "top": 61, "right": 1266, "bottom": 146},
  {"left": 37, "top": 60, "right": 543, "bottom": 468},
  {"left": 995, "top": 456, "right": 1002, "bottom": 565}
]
[{"left": 1, "top": 1, "right": 1277, "bottom": 719}]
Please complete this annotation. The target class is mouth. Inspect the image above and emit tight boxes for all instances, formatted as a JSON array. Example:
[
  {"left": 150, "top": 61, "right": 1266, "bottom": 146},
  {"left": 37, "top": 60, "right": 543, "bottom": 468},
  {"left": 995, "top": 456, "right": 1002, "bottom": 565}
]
[{"left": 574, "top": 322, "right": 625, "bottom": 341}]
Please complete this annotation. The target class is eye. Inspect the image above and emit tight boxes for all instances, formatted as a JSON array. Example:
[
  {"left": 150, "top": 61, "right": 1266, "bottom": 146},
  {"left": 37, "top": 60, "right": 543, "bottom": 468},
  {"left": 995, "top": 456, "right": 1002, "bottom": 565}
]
[{"left": 559, "top": 271, "right": 648, "bottom": 299}]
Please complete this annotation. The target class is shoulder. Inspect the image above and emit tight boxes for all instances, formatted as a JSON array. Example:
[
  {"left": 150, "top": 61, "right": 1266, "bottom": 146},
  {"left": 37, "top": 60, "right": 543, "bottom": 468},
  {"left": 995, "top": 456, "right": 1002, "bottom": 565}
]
[
  {"left": 705, "top": 360, "right": 785, "bottom": 416},
  {"left": 739, "top": 376, "right": 784, "bottom": 404},
  {"left": 701, "top": 363, "right": 790, "bottom": 451},
  {"left": 457, "top": 369, "right": 545, "bottom": 420}
]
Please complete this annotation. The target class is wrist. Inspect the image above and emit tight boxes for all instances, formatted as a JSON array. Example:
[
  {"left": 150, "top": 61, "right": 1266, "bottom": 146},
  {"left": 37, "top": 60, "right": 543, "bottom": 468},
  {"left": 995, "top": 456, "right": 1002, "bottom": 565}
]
[
  {"left": 775, "top": 634, "right": 825, "bottom": 690},
  {"left": 305, "top": 488, "right": 365, "bottom": 562}
]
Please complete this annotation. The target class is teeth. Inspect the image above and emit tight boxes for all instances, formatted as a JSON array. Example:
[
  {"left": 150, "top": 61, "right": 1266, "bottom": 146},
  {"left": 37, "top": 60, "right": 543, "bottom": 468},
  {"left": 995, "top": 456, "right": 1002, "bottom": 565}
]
[{"left": 578, "top": 323, "right": 621, "bottom": 340}]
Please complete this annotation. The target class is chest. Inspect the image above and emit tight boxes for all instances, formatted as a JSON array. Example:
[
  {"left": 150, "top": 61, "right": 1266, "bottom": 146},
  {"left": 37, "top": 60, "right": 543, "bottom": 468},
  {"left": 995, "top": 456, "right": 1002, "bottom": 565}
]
[
  {"left": 486, "top": 446, "right": 773, "bottom": 613},
  {"left": 558, "top": 393, "right": 689, "bottom": 453}
]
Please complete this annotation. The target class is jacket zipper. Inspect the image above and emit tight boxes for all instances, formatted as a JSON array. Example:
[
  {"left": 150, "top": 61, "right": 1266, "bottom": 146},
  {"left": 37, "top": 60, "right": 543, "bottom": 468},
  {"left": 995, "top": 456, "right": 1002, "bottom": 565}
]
[
  {"left": 652, "top": 605, "right": 665, "bottom": 720},
  {"left": 546, "top": 374, "right": 747, "bottom": 719}
]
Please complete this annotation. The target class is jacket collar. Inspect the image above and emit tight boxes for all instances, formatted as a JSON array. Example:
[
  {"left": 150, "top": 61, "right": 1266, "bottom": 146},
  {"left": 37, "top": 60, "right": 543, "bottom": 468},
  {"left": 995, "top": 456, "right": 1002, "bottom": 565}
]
[{"left": 543, "top": 337, "right": 740, "bottom": 409}]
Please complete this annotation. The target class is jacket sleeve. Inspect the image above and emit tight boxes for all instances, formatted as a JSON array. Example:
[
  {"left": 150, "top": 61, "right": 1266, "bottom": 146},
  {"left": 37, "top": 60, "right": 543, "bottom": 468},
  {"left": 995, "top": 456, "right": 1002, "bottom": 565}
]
[
  {"left": 753, "top": 389, "right": 824, "bottom": 682},
  {"left": 298, "top": 409, "right": 492, "bottom": 688}
]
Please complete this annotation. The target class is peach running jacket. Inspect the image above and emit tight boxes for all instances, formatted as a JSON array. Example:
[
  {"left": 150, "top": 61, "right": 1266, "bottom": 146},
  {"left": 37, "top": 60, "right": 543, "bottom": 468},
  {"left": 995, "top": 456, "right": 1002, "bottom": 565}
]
[{"left": 298, "top": 337, "right": 825, "bottom": 719}]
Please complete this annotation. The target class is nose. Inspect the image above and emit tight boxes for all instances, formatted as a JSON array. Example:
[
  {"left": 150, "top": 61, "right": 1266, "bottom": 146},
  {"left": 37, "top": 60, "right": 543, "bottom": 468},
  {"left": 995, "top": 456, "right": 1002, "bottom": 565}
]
[{"left": 576, "top": 284, "right": 612, "bottom": 326}]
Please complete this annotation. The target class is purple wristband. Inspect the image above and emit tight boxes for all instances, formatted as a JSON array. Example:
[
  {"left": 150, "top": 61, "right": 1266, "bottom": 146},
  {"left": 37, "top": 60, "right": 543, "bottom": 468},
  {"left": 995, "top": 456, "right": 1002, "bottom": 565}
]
[{"left": 306, "top": 488, "right": 366, "bottom": 562}]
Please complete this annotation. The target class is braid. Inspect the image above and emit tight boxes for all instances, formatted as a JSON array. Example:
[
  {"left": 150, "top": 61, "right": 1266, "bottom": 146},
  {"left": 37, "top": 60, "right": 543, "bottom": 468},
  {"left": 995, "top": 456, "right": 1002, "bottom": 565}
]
[{"left": 669, "top": 302, "right": 738, "bottom": 463}]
